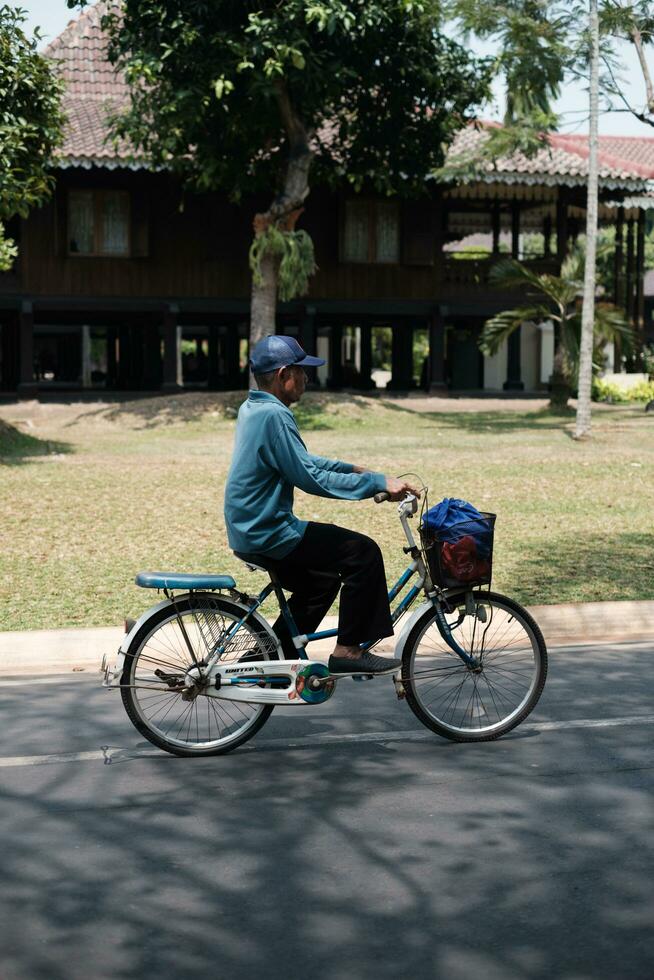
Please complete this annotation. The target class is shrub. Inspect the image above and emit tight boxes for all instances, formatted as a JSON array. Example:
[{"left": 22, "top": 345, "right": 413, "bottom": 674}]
[{"left": 592, "top": 378, "right": 654, "bottom": 403}]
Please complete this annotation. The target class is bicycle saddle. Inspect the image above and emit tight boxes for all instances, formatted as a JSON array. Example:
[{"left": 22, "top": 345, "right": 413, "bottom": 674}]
[{"left": 233, "top": 551, "right": 276, "bottom": 573}]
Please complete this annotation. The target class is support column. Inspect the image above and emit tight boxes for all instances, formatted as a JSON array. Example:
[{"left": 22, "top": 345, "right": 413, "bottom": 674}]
[
  {"left": 162, "top": 303, "right": 181, "bottom": 391},
  {"left": 543, "top": 215, "right": 552, "bottom": 256},
  {"left": 357, "top": 322, "right": 374, "bottom": 389},
  {"left": 388, "top": 324, "right": 414, "bottom": 390},
  {"left": 511, "top": 203, "right": 520, "bottom": 259},
  {"left": 224, "top": 326, "right": 241, "bottom": 390},
  {"left": 428, "top": 310, "right": 447, "bottom": 394},
  {"left": 117, "top": 325, "right": 132, "bottom": 389},
  {"left": 636, "top": 210, "right": 646, "bottom": 365},
  {"left": 17, "top": 301, "right": 37, "bottom": 399},
  {"left": 327, "top": 323, "right": 343, "bottom": 388},
  {"left": 491, "top": 204, "right": 501, "bottom": 256},
  {"left": 625, "top": 218, "right": 635, "bottom": 330},
  {"left": 207, "top": 325, "right": 220, "bottom": 390},
  {"left": 300, "top": 305, "right": 320, "bottom": 388},
  {"left": 106, "top": 328, "right": 118, "bottom": 388},
  {"left": 81, "top": 325, "right": 92, "bottom": 388},
  {"left": 614, "top": 207, "right": 624, "bottom": 306},
  {"left": 300, "top": 304, "right": 316, "bottom": 355},
  {"left": 556, "top": 191, "right": 569, "bottom": 266},
  {"left": 0, "top": 314, "right": 20, "bottom": 391},
  {"left": 613, "top": 208, "right": 625, "bottom": 372},
  {"left": 503, "top": 326, "right": 524, "bottom": 391},
  {"left": 142, "top": 323, "right": 162, "bottom": 389}
]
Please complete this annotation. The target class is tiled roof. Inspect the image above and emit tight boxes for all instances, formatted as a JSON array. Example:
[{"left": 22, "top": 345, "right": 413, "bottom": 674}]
[
  {"left": 447, "top": 124, "right": 654, "bottom": 190},
  {"left": 45, "top": 1, "right": 141, "bottom": 168},
  {"left": 44, "top": 1, "right": 126, "bottom": 100},
  {"left": 45, "top": 2, "right": 654, "bottom": 191}
]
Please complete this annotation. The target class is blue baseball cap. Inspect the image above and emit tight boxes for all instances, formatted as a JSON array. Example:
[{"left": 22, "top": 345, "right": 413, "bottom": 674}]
[{"left": 249, "top": 335, "right": 325, "bottom": 374}]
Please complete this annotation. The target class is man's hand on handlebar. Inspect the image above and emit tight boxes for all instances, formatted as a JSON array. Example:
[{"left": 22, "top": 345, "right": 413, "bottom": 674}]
[{"left": 384, "top": 477, "right": 421, "bottom": 501}]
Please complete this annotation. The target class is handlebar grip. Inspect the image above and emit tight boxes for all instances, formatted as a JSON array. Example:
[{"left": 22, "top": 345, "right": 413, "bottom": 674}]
[{"left": 374, "top": 491, "right": 390, "bottom": 504}]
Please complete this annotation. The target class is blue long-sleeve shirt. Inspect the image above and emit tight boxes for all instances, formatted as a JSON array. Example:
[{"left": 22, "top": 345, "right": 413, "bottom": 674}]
[{"left": 224, "top": 390, "right": 387, "bottom": 558}]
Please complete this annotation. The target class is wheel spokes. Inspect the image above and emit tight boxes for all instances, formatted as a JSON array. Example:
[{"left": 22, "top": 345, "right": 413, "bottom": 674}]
[{"left": 410, "top": 600, "right": 539, "bottom": 732}]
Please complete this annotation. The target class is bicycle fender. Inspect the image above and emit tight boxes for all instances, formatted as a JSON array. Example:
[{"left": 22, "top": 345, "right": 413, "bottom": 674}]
[
  {"left": 393, "top": 595, "right": 476, "bottom": 666},
  {"left": 393, "top": 599, "right": 436, "bottom": 660},
  {"left": 104, "top": 592, "right": 280, "bottom": 685},
  {"left": 118, "top": 590, "right": 276, "bottom": 654}
]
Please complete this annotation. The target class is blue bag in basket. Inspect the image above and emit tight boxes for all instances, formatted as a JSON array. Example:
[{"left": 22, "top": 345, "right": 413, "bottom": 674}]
[{"left": 421, "top": 498, "right": 491, "bottom": 558}]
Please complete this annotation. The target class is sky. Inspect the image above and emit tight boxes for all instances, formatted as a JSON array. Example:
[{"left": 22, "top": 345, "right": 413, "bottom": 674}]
[{"left": 11, "top": 0, "right": 654, "bottom": 140}]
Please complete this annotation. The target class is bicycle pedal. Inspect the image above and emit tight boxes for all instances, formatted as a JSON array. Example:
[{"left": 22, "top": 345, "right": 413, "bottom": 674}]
[{"left": 352, "top": 674, "right": 375, "bottom": 682}]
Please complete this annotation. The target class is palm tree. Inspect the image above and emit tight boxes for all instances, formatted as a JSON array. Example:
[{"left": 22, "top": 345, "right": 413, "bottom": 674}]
[
  {"left": 575, "top": 0, "right": 600, "bottom": 439},
  {"left": 478, "top": 248, "right": 633, "bottom": 410}
]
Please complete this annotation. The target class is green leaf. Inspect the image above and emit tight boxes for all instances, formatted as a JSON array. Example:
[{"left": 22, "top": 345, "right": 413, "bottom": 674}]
[
  {"left": 479, "top": 306, "right": 550, "bottom": 356},
  {"left": 214, "top": 76, "right": 234, "bottom": 99}
]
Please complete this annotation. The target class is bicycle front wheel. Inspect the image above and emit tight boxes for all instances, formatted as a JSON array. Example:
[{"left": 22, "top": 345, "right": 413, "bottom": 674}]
[
  {"left": 402, "top": 592, "right": 547, "bottom": 742},
  {"left": 121, "top": 593, "right": 280, "bottom": 757}
]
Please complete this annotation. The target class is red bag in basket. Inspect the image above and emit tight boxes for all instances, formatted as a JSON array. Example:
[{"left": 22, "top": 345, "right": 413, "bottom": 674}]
[{"left": 441, "top": 535, "right": 490, "bottom": 582}]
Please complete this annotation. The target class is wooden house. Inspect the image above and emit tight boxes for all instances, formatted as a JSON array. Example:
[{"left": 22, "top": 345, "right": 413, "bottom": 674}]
[{"left": 1, "top": 1, "right": 653, "bottom": 397}]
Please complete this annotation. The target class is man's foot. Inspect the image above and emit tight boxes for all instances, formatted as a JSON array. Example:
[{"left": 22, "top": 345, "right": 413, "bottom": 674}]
[{"left": 328, "top": 651, "right": 401, "bottom": 674}]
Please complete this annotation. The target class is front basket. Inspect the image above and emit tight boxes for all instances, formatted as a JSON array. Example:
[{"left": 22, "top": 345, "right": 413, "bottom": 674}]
[{"left": 420, "top": 513, "right": 496, "bottom": 590}]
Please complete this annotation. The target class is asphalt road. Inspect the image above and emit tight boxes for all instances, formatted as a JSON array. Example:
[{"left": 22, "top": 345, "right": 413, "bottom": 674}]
[{"left": 1, "top": 640, "right": 653, "bottom": 980}]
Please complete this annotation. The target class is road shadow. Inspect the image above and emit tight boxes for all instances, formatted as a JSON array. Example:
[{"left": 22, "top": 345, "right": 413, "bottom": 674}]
[{"left": 2, "top": 651, "right": 654, "bottom": 979}]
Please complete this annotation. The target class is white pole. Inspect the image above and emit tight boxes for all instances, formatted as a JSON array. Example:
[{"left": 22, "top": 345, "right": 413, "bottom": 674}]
[{"left": 575, "top": 0, "right": 599, "bottom": 439}]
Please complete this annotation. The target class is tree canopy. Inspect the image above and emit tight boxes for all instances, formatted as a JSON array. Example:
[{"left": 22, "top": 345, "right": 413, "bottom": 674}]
[
  {"left": 69, "top": 1, "right": 492, "bottom": 341},
  {"left": 79, "top": 0, "right": 491, "bottom": 199},
  {"left": 444, "top": 0, "right": 654, "bottom": 161},
  {"left": 0, "top": 5, "right": 65, "bottom": 270}
]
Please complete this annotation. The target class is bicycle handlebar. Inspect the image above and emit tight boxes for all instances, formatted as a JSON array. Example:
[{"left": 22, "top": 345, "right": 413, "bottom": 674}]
[{"left": 374, "top": 491, "right": 418, "bottom": 512}]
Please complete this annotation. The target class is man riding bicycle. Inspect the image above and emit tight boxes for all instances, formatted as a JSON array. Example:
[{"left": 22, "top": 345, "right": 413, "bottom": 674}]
[{"left": 224, "top": 335, "right": 420, "bottom": 674}]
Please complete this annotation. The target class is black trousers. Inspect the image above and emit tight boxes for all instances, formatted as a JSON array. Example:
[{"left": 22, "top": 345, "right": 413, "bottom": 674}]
[{"left": 260, "top": 522, "right": 394, "bottom": 659}]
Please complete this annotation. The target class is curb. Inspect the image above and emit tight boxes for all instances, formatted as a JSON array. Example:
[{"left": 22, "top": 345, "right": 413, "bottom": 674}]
[{"left": 0, "top": 600, "right": 651, "bottom": 676}]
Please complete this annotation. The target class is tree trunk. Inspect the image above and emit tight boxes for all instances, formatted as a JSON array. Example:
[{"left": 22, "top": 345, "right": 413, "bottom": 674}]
[
  {"left": 248, "top": 83, "right": 313, "bottom": 382},
  {"left": 574, "top": 0, "right": 599, "bottom": 439},
  {"left": 549, "top": 341, "right": 571, "bottom": 412},
  {"left": 249, "top": 249, "right": 279, "bottom": 351}
]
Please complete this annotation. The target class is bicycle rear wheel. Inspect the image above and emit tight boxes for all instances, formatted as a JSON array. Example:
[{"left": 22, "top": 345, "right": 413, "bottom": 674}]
[
  {"left": 401, "top": 591, "right": 547, "bottom": 742},
  {"left": 121, "top": 593, "right": 279, "bottom": 757}
]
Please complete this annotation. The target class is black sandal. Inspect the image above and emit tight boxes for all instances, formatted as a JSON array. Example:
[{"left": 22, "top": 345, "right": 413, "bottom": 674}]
[{"left": 328, "top": 652, "right": 401, "bottom": 674}]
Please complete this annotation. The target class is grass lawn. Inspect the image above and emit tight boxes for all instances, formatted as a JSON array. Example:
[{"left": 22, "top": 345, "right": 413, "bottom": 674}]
[{"left": 1, "top": 391, "right": 653, "bottom": 632}]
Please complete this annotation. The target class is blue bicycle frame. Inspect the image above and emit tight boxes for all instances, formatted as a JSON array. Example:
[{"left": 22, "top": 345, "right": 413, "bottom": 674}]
[{"left": 214, "top": 556, "right": 475, "bottom": 668}]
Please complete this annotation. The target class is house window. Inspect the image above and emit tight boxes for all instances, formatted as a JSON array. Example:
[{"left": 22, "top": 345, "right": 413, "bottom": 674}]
[
  {"left": 342, "top": 199, "right": 400, "bottom": 263},
  {"left": 68, "top": 190, "right": 130, "bottom": 256}
]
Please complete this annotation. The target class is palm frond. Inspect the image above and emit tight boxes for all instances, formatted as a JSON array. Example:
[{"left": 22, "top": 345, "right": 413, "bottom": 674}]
[
  {"left": 561, "top": 305, "right": 635, "bottom": 381},
  {"left": 560, "top": 248, "right": 585, "bottom": 286},
  {"left": 488, "top": 258, "right": 545, "bottom": 292},
  {"left": 479, "top": 306, "right": 550, "bottom": 356},
  {"left": 593, "top": 303, "right": 634, "bottom": 354},
  {"left": 533, "top": 273, "right": 578, "bottom": 309},
  {"left": 488, "top": 257, "right": 578, "bottom": 311}
]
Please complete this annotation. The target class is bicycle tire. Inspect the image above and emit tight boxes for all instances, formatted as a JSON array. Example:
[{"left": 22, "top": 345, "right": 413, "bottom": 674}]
[
  {"left": 121, "top": 593, "right": 280, "bottom": 757},
  {"left": 401, "top": 591, "right": 547, "bottom": 742}
]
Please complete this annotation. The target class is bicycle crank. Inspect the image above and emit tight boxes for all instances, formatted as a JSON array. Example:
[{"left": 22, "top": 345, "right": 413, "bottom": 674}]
[{"left": 295, "top": 663, "right": 335, "bottom": 704}]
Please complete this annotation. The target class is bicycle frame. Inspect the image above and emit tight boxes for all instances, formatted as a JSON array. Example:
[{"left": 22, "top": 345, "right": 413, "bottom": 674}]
[{"left": 201, "top": 495, "right": 475, "bottom": 674}]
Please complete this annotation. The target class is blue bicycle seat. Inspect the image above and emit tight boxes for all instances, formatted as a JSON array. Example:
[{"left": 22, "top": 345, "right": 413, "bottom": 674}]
[{"left": 135, "top": 571, "right": 236, "bottom": 591}]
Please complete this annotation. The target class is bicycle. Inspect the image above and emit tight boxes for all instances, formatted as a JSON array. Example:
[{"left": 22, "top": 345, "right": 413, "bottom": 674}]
[{"left": 102, "top": 492, "right": 548, "bottom": 756}]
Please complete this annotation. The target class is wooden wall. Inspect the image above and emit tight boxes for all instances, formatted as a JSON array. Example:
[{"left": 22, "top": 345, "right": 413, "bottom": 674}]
[{"left": 0, "top": 166, "right": 594, "bottom": 309}]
